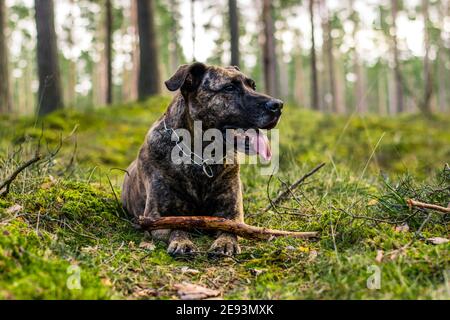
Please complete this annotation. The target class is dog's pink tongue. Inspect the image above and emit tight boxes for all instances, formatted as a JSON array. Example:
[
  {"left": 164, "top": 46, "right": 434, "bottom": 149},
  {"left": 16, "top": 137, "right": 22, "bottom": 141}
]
[{"left": 249, "top": 131, "right": 272, "bottom": 161}]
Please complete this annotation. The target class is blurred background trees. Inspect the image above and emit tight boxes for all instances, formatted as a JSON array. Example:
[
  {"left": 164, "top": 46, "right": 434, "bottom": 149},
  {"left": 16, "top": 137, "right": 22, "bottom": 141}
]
[
  {"left": 34, "top": 0, "right": 63, "bottom": 115},
  {"left": 0, "top": 0, "right": 449, "bottom": 116},
  {"left": 0, "top": 0, "right": 11, "bottom": 113}
]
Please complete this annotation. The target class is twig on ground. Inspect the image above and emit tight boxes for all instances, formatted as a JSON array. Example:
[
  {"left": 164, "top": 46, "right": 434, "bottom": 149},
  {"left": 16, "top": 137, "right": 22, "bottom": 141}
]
[
  {"left": 407, "top": 199, "right": 449, "bottom": 214},
  {"left": 277, "top": 177, "right": 303, "bottom": 207},
  {"left": 336, "top": 207, "right": 419, "bottom": 225},
  {"left": 265, "top": 167, "right": 280, "bottom": 213},
  {"left": 264, "top": 163, "right": 325, "bottom": 212},
  {"left": 0, "top": 153, "right": 43, "bottom": 197},
  {"left": 416, "top": 211, "right": 433, "bottom": 235},
  {"left": 139, "top": 216, "right": 319, "bottom": 240}
]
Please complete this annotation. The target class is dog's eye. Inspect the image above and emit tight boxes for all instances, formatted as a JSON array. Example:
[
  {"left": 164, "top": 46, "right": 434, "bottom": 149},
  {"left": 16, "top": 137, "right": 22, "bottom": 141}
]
[{"left": 223, "top": 85, "right": 236, "bottom": 93}]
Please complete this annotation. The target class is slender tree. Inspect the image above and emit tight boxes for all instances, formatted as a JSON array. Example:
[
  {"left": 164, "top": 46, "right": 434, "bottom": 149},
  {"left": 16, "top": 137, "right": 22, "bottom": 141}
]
[
  {"left": 294, "top": 55, "right": 306, "bottom": 107},
  {"left": 191, "top": 0, "right": 196, "bottom": 61},
  {"left": 262, "top": 0, "right": 277, "bottom": 96},
  {"left": 391, "top": 0, "right": 404, "bottom": 113},
  {"left": 349, "top": 0, "right": 368, "bottom": 113},
  {"left": 64, "top": 0, "right": 76, "bottom": 107},
  {"left": 321, "top": 0, "right": 339, "bottom": 113},
  {"left": 35, "top": 0, "right": 63, "bottom": 115},
  {"left": 168, "top": 0, "right": 180, "bottom": 74},
  {"left": 0, "top": 0, "right": 11, "bottom": 113},
  {"left": 421, "top": 0, "right": 432, "bottom": 114},
  {"left": 137, "top": 0, "right": 160, "bottom": 99},
  {"left": 105, "top": 0, "right": 113, "bottom": 104},
  {"left": 228, "top": 0, "right": 240, "bottom": 67},
  {"left": 437, "top": 0, "right": 449, "bottom": 112},
  {"left": 309, "top": 0, "right": 319, "bottom": 110},
  {"left": 131, "top": 0, "right": 139, "bottom": 100}
]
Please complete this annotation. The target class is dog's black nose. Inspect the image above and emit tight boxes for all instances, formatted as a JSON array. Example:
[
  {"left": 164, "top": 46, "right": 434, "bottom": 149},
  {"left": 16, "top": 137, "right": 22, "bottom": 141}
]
[{"left": 265, "top": 99, "right": 284, "bottom": 113}]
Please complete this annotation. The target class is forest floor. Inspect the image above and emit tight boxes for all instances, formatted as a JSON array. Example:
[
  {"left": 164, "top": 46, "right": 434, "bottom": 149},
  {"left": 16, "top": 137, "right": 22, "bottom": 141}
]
[{"left": 0, "top": 97, "right": 449, "bottom": 299}]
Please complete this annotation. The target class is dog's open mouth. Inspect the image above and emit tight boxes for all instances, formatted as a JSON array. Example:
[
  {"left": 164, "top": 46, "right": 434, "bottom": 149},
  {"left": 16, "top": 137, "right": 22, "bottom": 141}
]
[
  {"left": 234, "top": 129, "right": 272, "bottom": 161},
  {"left": 222, "top": 116, "right": 281, "bottom": 161},
  {"left": 223, "top": 127, "right": 275, "bottom": 161}
]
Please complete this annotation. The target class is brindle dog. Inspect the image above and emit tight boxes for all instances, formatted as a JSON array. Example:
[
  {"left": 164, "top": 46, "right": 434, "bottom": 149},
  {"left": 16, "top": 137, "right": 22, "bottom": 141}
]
[{"left": 121, "top": 63, "right": 283, "bottom": 256}]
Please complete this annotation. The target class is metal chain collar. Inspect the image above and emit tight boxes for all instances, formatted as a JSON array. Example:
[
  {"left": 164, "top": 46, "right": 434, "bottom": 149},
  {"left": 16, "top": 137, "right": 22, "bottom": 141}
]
[{"left": 163, "top": 118, "right": 216, "bottom": 178}]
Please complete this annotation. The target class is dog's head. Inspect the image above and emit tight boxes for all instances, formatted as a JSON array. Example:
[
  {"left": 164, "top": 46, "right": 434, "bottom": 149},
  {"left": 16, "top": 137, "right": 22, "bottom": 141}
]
[{"left": 165, "top": 63, "right": 283, "bottom": 161}]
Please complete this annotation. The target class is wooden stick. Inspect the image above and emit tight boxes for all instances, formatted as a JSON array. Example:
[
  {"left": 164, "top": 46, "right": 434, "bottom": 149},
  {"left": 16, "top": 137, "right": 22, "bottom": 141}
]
[
  {"left": 265, "top": 162, "right": 326, "bottom": 211},
  {"left": 0, "top": 153, "right": 42, "bottom": 197},
  {"left": 139, "top": 216, "right": 319, "bottom": 240},
  {"left": 407, "top": 199, "right": 450, "bottom": 214}
]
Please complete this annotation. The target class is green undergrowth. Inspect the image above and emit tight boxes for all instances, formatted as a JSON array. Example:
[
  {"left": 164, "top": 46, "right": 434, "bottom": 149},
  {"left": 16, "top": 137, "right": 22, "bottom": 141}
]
[{"left": 0, "top": 97, "right": 449, "bottom": 299}]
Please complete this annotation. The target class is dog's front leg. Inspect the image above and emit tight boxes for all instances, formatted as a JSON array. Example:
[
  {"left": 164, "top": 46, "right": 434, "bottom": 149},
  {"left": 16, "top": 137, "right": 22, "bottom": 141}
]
[
  {"left": 167, "top": 230, "right": 196, "bottom": 255},
  {"left": 208, "top": 183, "right": 244, "bottom": 256},
  {"left": 209, "top": 232, "right": 241, "bottom": 256}
]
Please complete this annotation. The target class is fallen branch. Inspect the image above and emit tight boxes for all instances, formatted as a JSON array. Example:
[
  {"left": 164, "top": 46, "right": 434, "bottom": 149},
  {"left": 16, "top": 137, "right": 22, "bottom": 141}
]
[
  {"left": 0, "top": 153, "right": 42, "bottom": 197},
  {"left": 265, "top": 163, "right": 325, "bottom": 212},
  {"left": 139, "top": 216, "right": 319, "bottom": 240},
  {"left": 407, "top": 199, "right": 450, "bottom": 214}
]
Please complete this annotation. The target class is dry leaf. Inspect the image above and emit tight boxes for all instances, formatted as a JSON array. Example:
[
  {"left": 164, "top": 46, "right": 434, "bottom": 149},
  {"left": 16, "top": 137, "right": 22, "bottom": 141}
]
[
  {"left": 180, "top": 266, "right": 200, "bottom": 275},
  {"left": 174, "top": 282, "right": 221, "bottom": 300},
  {"left": 6, "top": 204, "right": 23, "bottom": 215},
  {"left": 40, "top": 182, "right": 53, "bottom": 190},
  {"left": 81, "top": 246, "right": 98, "bottom": 253},
  {"left": 101, "top": 278, "right": 112, "bottom": 286},
  {"left": 134, "top": 288, "right": 157, "bottom": 298},
  {"left": 394, "top": 224, "right": 409, "bottom": 233},
  {"left": 426, "top": 237, "right": 449, "bottom": 245},
  {"left": 375, "top": 250, "right": 384, "bottom": 263},
  {"left": 308, "top": 250, "right": 319, "bottom": 261},
  {"left": 139, "top": 241, "right": 156, "bottom": 251},
  {"left": 40, "top": 176, "right": 56, "bottom": 189},
  {"left": 368, "top": 199, "right": 378, "bottom": 206}
]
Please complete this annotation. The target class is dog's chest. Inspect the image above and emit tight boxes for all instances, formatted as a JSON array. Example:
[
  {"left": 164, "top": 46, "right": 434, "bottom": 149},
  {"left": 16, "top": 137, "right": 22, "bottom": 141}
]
[{"left": 153, "top": 164, "right": 238, "bottom": 215}]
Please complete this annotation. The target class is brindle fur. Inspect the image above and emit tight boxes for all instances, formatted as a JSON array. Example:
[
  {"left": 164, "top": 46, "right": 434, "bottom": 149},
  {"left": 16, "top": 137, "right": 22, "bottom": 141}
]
[{"left": 121, "top": 63, "right": 283, "bottom": 256}]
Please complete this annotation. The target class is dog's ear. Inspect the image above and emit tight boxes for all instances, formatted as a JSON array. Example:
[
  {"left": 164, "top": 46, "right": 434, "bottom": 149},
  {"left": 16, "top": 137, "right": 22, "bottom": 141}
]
[{"left": 165, "top": 62, "right": 207, "bottom": 92}]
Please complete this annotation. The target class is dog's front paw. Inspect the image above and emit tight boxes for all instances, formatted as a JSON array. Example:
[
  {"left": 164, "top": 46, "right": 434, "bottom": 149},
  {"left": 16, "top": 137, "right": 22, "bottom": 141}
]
[
  {"left": 167, "top": 238, "right": 196, "bottom": 255},
  {"left": 209, "top": 235, "right": 241, "bottom": 256}
]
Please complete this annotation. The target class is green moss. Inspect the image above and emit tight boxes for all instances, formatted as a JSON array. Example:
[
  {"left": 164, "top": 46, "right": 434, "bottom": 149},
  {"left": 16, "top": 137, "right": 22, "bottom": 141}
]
[{"left": 0, "top": 98, "right": 448, "bottom": 299}]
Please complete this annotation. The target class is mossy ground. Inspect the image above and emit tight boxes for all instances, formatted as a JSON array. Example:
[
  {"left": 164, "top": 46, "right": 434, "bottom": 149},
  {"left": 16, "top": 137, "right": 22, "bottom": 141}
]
[{"left": 0, "top": 97, "right": 449, "bottom": 299}]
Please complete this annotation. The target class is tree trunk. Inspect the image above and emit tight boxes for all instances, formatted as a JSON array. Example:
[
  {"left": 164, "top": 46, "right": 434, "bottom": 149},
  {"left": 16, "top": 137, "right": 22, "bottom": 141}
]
[
  {"left": 421, "top": 0, "right": 432, "bottom": 114},
  {"left": 349, "top": 0, "right": 368, "bottom": 113},
  {"left": 378, "top": 67, "right": 388, "bottom": 115},
  {"left": 168, "top": 0, "right": 180, "bottom": 75},
  {"left": 0, "top": 0, "right": 11, "bottom": 114},
  {"left": 335, "top": 59, "right": 346, "bottom": 114},
  {"left": 262, "top": 0, "right": 277, "bottom": 97},
  {"left": 278, "top": 45, "right": 289, "bottom": 100},
  {"left": 309, "top": 0, "right": 319, "bottom": 110},
  {"left": 130, "top": 0, "right": 139, "bottom": 101},
  {"left": 105, "top": 0, "right": 113, "bottom": 104},
  {"left": 294, "top": 53, "right": 306, "bottom": 107},
  {"left": 65, "top": 0, "right": 77, "bottom": 108},
  {"left": 391, "top": 0, "right": 404, "bottom": 113},
  {"left": 321, "top": 0, "right": 338, "bottom": 113},
  {"left": 438, "top": 0, "right": 450, "bottom": 112},
  {"left": 191, "top": 0, "right": 196, "bottom": 62},
  {"left": 228, "top": 0, "right": 240, "bottom": 67},
  {"left": 137, "top": 0, "right": 160, "bottom": 100},
  {"left": 35, "top": 0, "right": 63, "bottom": 115}
]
